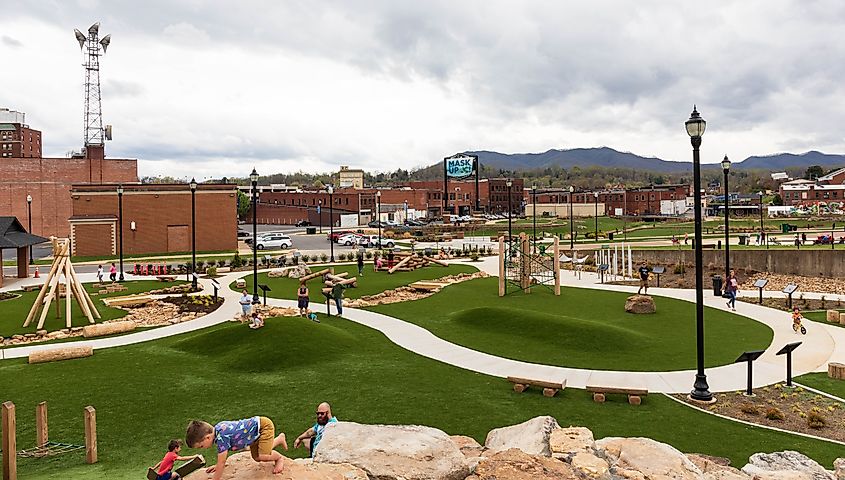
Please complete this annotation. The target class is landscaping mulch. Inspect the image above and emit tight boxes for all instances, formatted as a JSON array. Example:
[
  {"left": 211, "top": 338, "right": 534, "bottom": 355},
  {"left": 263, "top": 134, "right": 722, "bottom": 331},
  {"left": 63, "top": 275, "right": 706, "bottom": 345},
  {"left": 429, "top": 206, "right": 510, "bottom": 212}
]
[
  {"left": 159, "top": 294, "right": 223, "bottom": 314},
  {"left": 0, "top": 292, "right": 17, "bottom": 301},
  {"left": 675, "top": 384, "right": 845, "bottom": 442},
  {"left": 737, "top": 296, "right": 845, "bottom": 312}
]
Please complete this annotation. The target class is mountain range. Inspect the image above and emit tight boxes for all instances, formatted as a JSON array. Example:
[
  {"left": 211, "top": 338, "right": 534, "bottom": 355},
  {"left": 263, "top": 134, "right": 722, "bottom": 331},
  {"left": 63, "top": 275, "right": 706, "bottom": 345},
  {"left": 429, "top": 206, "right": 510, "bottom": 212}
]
[{"left": 463, "top": 147, "right": 845, "bottom": 173}]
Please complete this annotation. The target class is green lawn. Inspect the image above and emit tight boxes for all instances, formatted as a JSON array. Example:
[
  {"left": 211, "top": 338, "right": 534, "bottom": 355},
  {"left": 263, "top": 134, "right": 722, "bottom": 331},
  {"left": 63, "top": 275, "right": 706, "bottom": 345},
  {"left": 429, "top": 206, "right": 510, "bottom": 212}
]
[
  {"left": 803, "top": 310, "right": 845, "bottom": 329},
  {"left": 0, "top": 280, "right": 187, "bottom": 338},
  {"left": 233, "top": 263, "right": 478, "bottom": 300},
  {"left": 368, "top": 278, "right": 773, "bottom": 371},
  {"left": 0, "top": 312, "right": 839, "bottom": 479},
  {"left": 796, "top": 372, "right": 845, "bottom": 398}
]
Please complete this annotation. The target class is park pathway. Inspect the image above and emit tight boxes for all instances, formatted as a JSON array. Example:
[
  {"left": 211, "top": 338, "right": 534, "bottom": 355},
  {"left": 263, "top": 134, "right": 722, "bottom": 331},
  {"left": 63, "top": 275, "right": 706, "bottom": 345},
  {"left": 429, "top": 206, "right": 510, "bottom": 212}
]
[{"left": 2, "top": 261, "right": 844, "bottom": 395}]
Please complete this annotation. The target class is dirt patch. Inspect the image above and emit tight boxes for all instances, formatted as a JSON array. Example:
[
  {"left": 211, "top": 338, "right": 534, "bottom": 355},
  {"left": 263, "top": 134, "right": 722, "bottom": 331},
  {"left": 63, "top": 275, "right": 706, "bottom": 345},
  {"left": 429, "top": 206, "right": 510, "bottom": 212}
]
[
  {"left": 159, "top": 294, "right": 223, "bottom": 315},
  {"left": 675, "top": 384, "right": 845, "bottom": 442},
  {"left": 346, "top": 271, "right": 490, "bottom": 308},
  {"left": 738, "top": 296, "right": 845, "bottom": 312},
  {"left": 0, "top": 292, "right": 18, "bottom": 301}
]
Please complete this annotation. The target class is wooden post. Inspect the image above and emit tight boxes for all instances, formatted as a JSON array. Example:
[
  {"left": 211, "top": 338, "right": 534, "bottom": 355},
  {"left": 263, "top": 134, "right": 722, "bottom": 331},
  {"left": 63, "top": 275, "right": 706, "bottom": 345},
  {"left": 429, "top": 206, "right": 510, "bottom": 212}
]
[
  {"left": 2, "top": 401, "right": 16, "bottom": 480},
  {"left": 83, "top": 406, "right": 97, "bottom": 464},
  {"left": 498, "top": 236, "right": 505, "bottom": 297},
  {"left": 520, "top": 233, "right": 530, "bottom": 292},
  {"left": 35, "top": 402, "right": 48, "bottom": 448},
  {"left": 553, "top": 236, "right": 560, "bottom": 296}
]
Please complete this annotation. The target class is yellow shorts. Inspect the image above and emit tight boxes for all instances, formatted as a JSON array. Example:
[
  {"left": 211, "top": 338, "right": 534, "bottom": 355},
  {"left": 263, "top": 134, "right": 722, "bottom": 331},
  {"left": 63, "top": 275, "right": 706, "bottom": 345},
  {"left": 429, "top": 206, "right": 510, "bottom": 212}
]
[{"left": 250, "top": 416, "right": 275, "bottom": 459}]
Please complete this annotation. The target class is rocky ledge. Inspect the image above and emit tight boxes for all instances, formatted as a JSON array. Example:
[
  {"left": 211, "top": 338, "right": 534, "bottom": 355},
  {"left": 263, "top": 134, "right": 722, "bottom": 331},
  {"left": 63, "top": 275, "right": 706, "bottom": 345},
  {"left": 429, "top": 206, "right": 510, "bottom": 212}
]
[{"left": 185, "top": 416, "right": 844, "bottom": 480}]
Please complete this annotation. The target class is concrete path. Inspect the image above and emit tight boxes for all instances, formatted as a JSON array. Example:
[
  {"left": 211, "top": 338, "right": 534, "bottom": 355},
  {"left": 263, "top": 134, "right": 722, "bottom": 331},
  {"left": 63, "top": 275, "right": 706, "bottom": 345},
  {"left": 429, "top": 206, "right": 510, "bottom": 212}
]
[{"left": 2, "top": 260, "right": 844, "bottom": 396}]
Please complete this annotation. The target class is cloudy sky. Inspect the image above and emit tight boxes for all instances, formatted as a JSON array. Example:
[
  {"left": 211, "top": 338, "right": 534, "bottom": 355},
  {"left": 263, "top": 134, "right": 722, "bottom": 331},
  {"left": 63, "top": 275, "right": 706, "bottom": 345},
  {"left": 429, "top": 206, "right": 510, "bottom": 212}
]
[{"left": 2, "top": 1, "right": 844, "bottom": 179}]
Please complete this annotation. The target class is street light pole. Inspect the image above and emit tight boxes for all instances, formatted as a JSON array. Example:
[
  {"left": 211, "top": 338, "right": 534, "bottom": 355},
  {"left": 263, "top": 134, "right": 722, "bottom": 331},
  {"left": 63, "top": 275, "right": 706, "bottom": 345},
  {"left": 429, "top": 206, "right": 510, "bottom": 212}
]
[
  {"left": 328, "top": 185, "right": 335, "bottom": 262},
  {"left": 190, "top": 178, "right": 197, "bottom": 291},
  {"left": 377, "top": 190, "right": 382, "bottom": 249},
  {"left": 26, "top": 194, "right": 33, "bottom": 265},
  {"left": 594, "top": 191, "right": 599, "bottom": 241},
  {"left": 531, "top": 184, "right": 537, "bottom": 253},
  {"left": 404, "top": 200, "right": 408, "bottom": 224},
  {"left": 569, "top": 185, "right": 575, "bottom": 250},
  {"left": 318, "top": 199, "right": 323, "bottom": 234},
  {"left": 758, "top": 191, "right": 766, "bottom": 250},
  {"left": 722, "top": 155, "right": 731, "bottom": 281},
  {"left": 506, "top": 180, "right": 513, "bottom": 253},
  {"left": 686, "top": 105, "right": 713, "bottom": 402},
  {"left": 250, "top": 168, "right": 259, "bottom": 303},
  {"left": 116, "top": 184, "right": 125, "bottom": 281}
]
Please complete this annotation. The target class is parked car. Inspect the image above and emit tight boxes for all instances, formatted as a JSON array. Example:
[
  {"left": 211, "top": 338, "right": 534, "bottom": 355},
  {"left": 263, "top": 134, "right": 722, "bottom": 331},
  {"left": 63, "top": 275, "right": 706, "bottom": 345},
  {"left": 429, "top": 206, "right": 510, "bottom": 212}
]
[
  {"left": 295, "top": 220, "right": 312, "bottom": 227},
  {"left": 361, "top": 234, "right": 395, "bottom": 248},
  {"left": 254, "top": 233, "right": 293, "bottom": 250},
  {"left": 337, "top": 233, "right": 365, "bottom": 246},
  {"left": 328, "top": 230, "right": 355, "bottom": 242},
  {"left": 236, "top": 229, "right": 250, "bottom": 239},
  {"left": 367, "top": 220, "right": 388, "bottom": 228}
]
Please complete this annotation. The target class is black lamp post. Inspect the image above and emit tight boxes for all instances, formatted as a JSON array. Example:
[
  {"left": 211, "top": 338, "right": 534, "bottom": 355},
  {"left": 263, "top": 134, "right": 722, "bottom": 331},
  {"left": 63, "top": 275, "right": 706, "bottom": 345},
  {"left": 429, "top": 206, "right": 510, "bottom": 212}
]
[
  {"left": 404, "top": 199, "right": 408, "bottom": 224},
  {"left": 722, "top": 155, "right": 731, "bottom": 280},
  {"left": 569, "top": 185, "right": 575, "bottom": 250},
  {"left": 759, "top": 191, "right": 766, "bottom": 249},
  {"left": 117, "top": 184, "right": 125, "bottom": 281},
  {"left": 250, "top": 168, "right": 259, "bottom": 303},
  {"left": 26, "top": 194, "right": 33, "bottom": 265},
  {"left": 686, "top": 105, "right": 713, "bottom": 402},
  {"left": 531, "top": 184, "right": 537, "bottom": 253},
  {"left": 506, "top": 180, "right": 513, "bottom": 251},
  {"left": 190, "top": 177, "right": 197, "bottom": 291},
  {"left": 318, "top": 199, "right": 323, "bottom": 234},
  {"left": 328, "top": 185, "right": 335, "bottom": 262},
  {"left": 376, "top": 190, "right": 382, "bottom": 249},
  {"left": 594, "top": 191, "right": 599, "bottom": 240}
]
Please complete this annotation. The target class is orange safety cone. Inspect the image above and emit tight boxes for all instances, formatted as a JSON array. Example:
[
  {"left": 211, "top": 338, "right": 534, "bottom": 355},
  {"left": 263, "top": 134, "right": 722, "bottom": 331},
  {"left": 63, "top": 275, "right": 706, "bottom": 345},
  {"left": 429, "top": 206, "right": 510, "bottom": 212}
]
[{"left": 34, "top": 266, "right": 40, "bottom": 278}]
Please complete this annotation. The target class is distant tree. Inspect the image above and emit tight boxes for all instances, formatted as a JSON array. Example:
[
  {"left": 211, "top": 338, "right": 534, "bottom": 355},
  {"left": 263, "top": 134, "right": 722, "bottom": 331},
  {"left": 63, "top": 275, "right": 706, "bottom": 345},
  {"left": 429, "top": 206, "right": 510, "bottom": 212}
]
[
  {"left": 805, "top": 165, "right": 824, "bottom": 180},
  {"left": 772, "top": 194, "right": 783, "bottom": 206},
  {"left": 237, "top": 191, "right": 250, "bottom": 218}
]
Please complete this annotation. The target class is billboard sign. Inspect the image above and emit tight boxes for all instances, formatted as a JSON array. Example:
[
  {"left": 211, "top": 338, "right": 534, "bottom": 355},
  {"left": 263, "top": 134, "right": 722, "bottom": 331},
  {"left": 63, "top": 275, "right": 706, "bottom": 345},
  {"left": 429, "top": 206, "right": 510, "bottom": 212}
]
[{"left": 445, "top": 155, "right": 476, "bottom": 179}]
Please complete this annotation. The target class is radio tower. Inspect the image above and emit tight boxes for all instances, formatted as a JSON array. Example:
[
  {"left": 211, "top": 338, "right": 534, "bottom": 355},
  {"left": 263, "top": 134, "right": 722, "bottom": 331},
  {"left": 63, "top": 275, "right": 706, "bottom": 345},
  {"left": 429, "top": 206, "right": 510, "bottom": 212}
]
[{"left": 74, "top": 23, "right": 111, "bottom": 147}]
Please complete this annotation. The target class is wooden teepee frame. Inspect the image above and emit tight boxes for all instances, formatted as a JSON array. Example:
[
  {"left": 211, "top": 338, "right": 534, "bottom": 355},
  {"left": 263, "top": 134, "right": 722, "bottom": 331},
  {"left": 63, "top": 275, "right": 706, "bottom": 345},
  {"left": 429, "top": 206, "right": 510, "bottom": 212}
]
[{"left": 23, "top": 238, "right": 101, "bottom": 330}]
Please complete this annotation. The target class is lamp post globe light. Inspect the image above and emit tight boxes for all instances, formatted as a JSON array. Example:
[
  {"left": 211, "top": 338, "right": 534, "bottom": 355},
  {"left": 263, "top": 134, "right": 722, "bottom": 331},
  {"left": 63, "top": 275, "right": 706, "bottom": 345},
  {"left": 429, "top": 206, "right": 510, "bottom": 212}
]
[
  {"left": 721, "top": 155, "right": 731, "bottom": 281},
  {"left": 26, "top": 194, "right": 33, "bottom": 265},
  {"left": 190, "top": 177, "right": 198, "bottom": 291},
  {"left": 506, "top": 180, "right": 513, "bottom": 252},
  {"left": 117, "top": 184, "right": 125, "bottom": 281},
  {"left": 376, "top": 190, "right": 382, "bottom": 249},
  {"left": 531, "top": 184, "right": 537, "bottom": 253},
  {"left": 250, "top": 168, "right": 259, "bottom": 304},
  {"left": 593, "top": 191, "right": 599, "bottom": 241},
  {"left": 569, "top": 185, "right": 575, "bottom": 250},
  {"left": 328, "top": 185, "right": 334, "bottom": 262},
  {"left": 685, "top": 105, "right": 713, "bottom": 402}
]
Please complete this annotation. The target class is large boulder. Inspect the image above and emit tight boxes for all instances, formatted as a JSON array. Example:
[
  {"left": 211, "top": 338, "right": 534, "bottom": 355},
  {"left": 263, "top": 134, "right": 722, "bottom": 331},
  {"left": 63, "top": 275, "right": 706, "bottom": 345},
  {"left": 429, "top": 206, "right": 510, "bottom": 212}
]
[
  {"left": 596, "top": 437, "right": 703, "bottom": 480},
  {"left": 741, "top": 452, "right": 836, "bottom": 480},
  {"left": 625, "top": 295, "right": 656, "bottom": 314},
  {"left": 313, "top": 421, "right": 469, "bottom": 480},
  {"left": 183, "top": 452, "right": 367, "bottom": 480},
  {"left": 688, "top": 454, "right": 750, "bottom": 480},
  {"left": 468, "top": 448, "right": 578, "bottom": 480},
  {"left": 450, "top": 435, "right": 483, "bottom": 458},
  {"left": 484, "top": 416, "right": 560, "bottom": 456},
  {"left": 550, "top": 426, "right": 595, "bottom": 459},
  {"left": 826, "top": 310, "right": 840, "bottom": 323},
  {"left": 570, "top": 452, "right": 611, "bottom": 480},
  {"left": 834, "top": 458, "right": 844, "bottom": 480}
]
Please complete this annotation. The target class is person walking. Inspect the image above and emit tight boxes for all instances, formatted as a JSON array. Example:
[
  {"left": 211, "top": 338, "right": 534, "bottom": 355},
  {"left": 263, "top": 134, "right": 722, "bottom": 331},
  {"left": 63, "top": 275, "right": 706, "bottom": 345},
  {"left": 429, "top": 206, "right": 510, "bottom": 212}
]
[
  {"left": 637, "top": 262, "right": 651, "bottom": 295},
  {"left": 357, "top": 251, "right": 364, "bottom": 276},
  {"left": 297, "top": 283, "right": 309, "bottom": 317},
  {"left": 97, "top": 264, "right": 104, "bottom": 283},
  {"left": 724, "top": 270, "right": 738, "bottom": 311},
  {"left": 109, "top": 263, "right": 117, "bottom": 282}
]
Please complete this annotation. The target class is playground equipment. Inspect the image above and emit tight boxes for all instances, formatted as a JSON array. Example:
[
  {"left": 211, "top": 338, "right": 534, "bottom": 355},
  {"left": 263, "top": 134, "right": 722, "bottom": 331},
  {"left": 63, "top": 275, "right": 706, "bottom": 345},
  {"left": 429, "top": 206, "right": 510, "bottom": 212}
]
[
  {"left": 22, "top": 238, "right": 101, "bottom": 330},
  {"left": 498, "top": 233, "right": 560, "bottom": 296},
  {"left": 2, "top": 401, "right": 97, "bottom": 480},
  {"left": 374, "top": 251, "right": 448, "bottom": 273}
]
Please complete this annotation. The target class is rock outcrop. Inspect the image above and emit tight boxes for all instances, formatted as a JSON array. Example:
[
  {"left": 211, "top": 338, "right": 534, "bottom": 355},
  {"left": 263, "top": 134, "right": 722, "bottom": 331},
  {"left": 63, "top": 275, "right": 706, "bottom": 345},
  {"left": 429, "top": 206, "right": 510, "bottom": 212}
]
[
  {"left": 596, "top": 437, "right": 703, "bottom": 480},
  {"left": 484, "top": 416, "right": 560, "bottom": 456},
  {"left": 625, "top": 294, "right": 656, "bottom": 314},
  {"left": 741, "top": 451, "right": 836, "bottom": 480},
  {"left": 468, "top": 448, "right": 578, "bottom": 480},
  {"left": 313, "top": 421, "right": 469, "bottom": 480},
  {"left": 184, "top": 452, "right": 367, "bottom": 480}
]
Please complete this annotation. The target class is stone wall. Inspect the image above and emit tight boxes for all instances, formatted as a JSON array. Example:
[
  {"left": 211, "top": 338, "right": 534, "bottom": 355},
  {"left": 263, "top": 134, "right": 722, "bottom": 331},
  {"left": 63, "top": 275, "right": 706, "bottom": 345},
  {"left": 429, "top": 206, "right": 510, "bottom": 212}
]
[{"left": 632, "top": 249, "right": 845, "bottom": 277}]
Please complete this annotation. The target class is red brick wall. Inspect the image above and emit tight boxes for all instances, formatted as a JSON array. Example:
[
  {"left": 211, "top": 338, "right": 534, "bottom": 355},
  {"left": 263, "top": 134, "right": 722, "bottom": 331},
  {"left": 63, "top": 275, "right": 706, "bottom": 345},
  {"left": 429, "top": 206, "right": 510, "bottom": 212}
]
[
  {"left": 71, "top": 186, "right": 237, "bottom": 255},
  {"left": 72, "top": 223, "right": 115, "bottom": 256},
  {"left": 0, "top": 156, "right": 138, "bottom": 237}
]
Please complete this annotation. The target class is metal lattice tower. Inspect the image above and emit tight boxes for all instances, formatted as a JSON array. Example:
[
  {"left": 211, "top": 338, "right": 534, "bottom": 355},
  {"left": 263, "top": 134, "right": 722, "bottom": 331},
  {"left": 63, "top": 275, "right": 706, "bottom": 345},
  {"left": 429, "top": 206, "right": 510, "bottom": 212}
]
[{"left": 74, "top": 23, "right": 111, "bottom": 147}]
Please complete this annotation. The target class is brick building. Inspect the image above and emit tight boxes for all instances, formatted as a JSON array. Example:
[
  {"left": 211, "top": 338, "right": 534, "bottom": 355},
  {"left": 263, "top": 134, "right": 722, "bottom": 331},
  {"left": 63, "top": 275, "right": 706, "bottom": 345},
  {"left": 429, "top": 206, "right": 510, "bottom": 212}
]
[
  {"left": 0, "top": 109, "right": 41, "bottom": 158},
  {"left": 246, "top": 188, "right": 377, "bottom": 226},
  {"left": 0, "top": 112, "right": 138, "bottom": 238},
  {"left": 529, "top": 184, "right": 690, "bottom": 217},
  {"left": 69, "top": 184, "right": 238, "bottom": 257},
  {"left": 779, "top": 168, "right": 845, "bottom": 207}
]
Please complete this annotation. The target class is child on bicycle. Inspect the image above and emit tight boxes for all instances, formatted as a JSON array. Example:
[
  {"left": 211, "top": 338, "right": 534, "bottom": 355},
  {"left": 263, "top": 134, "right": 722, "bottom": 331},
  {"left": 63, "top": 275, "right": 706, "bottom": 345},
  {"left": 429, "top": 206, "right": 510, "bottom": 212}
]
[{"left": 792, "top": 307, "right": 807, "bottom": 335}]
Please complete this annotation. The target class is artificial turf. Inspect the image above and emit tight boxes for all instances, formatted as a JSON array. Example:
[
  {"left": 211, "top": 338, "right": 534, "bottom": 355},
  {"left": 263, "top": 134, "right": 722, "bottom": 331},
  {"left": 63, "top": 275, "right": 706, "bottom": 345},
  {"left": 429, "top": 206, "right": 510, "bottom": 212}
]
[
  {"left": 803, "top": 310, "right": 845, "bottom": 329},
  {"left": 0, "top": 312, "right": 840, "bottom": 480},
  {"left": 368, "top": 278, "right": 774, "bottom": 371},
  {"left": 233, "top": 263, "right": 478, "bottom": 300},
  {"left": 796, "top": 372, "right": 845, "bottom": 399},
  {"left": 0, "top": 280, "right": 187, "bottom": 339}
]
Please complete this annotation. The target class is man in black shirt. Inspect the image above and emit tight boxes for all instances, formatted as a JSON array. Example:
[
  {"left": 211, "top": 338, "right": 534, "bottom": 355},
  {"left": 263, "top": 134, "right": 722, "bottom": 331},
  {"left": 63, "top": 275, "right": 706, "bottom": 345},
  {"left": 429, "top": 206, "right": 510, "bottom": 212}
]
[{"left": 637, "top": 262, "right": 651, "bottom": 295}]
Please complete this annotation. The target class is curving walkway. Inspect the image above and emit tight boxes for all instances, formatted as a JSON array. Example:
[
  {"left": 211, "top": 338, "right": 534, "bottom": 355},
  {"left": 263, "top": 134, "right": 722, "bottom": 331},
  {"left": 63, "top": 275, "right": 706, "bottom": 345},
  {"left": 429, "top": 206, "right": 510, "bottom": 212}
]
[{"left": 2, "top": 261, "right": 844, "bottom": 395}]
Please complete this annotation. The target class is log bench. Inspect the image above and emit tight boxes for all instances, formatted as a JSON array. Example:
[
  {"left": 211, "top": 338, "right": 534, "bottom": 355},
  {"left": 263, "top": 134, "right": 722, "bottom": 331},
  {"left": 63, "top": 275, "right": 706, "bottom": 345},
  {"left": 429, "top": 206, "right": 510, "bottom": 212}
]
[
  {"left": 21, "top": 285, "right": 40, "bottom": 292},
  {"left": 586, "top": 385, "right": 648, "bottom": 405},
  {"left": 507, "top": 376, "right": 567, "bottom": 397},
  {"left": 156, "top": 275, "right": 177, "bottom": 282}
]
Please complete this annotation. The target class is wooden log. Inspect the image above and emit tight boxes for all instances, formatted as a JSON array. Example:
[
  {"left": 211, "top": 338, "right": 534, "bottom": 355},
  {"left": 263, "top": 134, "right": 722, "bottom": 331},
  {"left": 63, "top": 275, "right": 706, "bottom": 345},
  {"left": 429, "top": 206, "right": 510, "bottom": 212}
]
[
  {"left": 512, "top": 383, "right": 528, "bottom": 393},
  {"left": 35, "top": 402, "right": 47, "bottom": 448},
  {"left": 423, "top": 255, "right": 448, "bottom": 267},
  {"left": 28, "top": 346, "right": 94, "bottom": 364},
  {"left": 23, "top": 241, "right": 66, "bottom": 327},
  {"left": 498, "top": 236, "right": 505, "bottom": 297},
  {"left": 829, "top": 362, "right": 845, "bottom": 380},
  {"left": 586, "top": 386, "right": 649, "bottom": 396},
  {"left": 542, "top": 388, "right": 558, "bottom": 397},
  {"left": 102, "top": 295, "right": 153, "bottom": 308},
  {"left": 507, "top": 376, "right": 564, "bottom": 390},
  {"left": 299, "top": 268, "right": 331, "bottom": 283},
  {"left": 388, "top": 255, "right": 412, "bottom": 274},
  {"left": 338, "top": 277, "right": 357, "bottom": 286},
  {"left": 827, "top": 310, "right": 840, "bottom": 322},
  {"left": 628, "top": 395, "right": 642, "bottom": 405},
  {"left": 840, "top": 313, "right": 845, "bottom": 325},
  {"left": 592, "top": 393, "right": 605, "bottom": 403},
  {"left": 84, "top": 406, "right": 97, "bottom": 464},
  {"left": 2, "top": 401, "right": 15, "bottom": 480},
  {"left": 83, "top": 321, "right": 136, "bottom": 338}
]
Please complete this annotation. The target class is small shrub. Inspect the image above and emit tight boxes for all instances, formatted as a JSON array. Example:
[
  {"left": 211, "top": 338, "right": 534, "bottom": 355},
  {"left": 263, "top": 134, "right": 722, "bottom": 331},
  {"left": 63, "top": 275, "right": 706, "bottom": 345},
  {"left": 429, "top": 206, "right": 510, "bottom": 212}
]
[
  {"left": 320, "top": 253, "right": 329, "bottom": 262},
  {"left": 764, "top": 407, "right": 785, "bottom": 421},
  {"left": 807, "top": 411, "right": 826, "bottom": 429},
  {"left": 207, "top": 266, "right": 217, "bottom": 276},
  {"left": 338, "top": 253, "right": 348, "bottom": 261},
  {"left": 674, "top": 264, "right": 686, "bottom": 274},
  {"left": 364, "top": 251, "right": 373, "bottom": 260},
  {"left": 740, "top": 404, "right": 760, "bottom": 415},
  {"left": 231, "top": 253, "right": 242, "bottom": 268},
  {"left": 470, "top": 253, "right": 480, "bottom": 261},
  {"left": 301, "top": 254, "right": 311, "bottom": 263}
]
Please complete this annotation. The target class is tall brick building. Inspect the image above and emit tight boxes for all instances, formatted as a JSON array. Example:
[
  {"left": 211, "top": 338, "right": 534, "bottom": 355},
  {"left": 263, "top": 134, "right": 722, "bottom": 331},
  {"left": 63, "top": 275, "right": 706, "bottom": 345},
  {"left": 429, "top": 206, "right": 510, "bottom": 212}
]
[
  {"left": 69, "top": 184, "right": 238, "bottom": 256},
  {"left": 0, "top": 109, "right": 41, "bottom": 158},
  {"left": 0, "top": 110, "right": 138, "bottom": 238}
]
